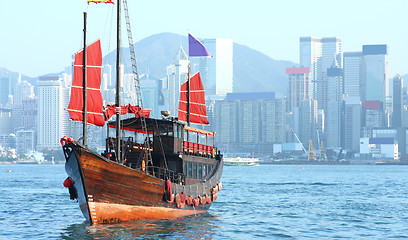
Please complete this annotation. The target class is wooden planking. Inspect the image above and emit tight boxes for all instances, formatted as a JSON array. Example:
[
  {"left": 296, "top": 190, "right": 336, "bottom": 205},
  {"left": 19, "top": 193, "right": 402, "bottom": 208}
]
[{"left": 78, "top": 149, "right": 167, "bottom": 207}]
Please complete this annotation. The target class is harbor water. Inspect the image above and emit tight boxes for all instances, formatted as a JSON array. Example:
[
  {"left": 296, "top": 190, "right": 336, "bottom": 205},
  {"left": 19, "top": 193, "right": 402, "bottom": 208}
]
[{"left": 1, "top": 164, "right": 408, "bottom": 239}]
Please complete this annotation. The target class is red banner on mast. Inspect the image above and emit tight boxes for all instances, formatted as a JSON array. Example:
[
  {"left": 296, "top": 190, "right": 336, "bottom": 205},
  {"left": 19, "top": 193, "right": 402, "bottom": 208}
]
[
  {"left": 178, "top": 72, "right": 209, "bottom": 125},
  {"left": 88, "top": 0, "right": 114, "bottom": 4},
  {"left": 67, "top": 40, "right": 105, "bottom": 127}
]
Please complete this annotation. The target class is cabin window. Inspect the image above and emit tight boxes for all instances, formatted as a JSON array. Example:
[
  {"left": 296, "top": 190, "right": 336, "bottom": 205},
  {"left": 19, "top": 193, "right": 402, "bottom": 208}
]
[
  {"left": 208, "top": 165, "right": 212, "bottom": 174},
  {"left": 193, "top": 163, "right": 197, "bottom": 179},
  {"left": 208, "top": 135, "right": 214, "bottom": 146},
  {"left": 189, "top": 131, "right": 197, "bottom": 143},
  {"left": 184, "top": 161, "right": 187, "bottom": 175},
  {"left": 177, "top": 125, "right": 182, "bottom": 138},
  {"left": 203, "top": 164, "right": 207, "bottom": 177},
  {"left": 199, "top": 134, "right": 206, "bottom": 145},
  {"left": 184, "top": 130, "right": 188, "bottom": 141},
  {"left": 168, "top": 125, "right": 173, "bottom": 136},
  {"left": 198, "top": 164, "right": 203, "bottom": 179},
  {"left": 187, "top": 162, "right": 192, "bottom": 178}
]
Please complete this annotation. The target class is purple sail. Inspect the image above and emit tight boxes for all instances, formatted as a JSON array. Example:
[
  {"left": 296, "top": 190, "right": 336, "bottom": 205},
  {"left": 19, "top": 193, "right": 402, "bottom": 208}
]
[{"left": 188, "top": 34, "right": 212, "bottom": 57}]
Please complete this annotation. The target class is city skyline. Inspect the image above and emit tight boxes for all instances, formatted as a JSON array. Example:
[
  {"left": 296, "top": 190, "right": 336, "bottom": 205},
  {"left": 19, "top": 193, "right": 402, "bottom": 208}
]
[{"left": 1, "top": 0, "right": 408, "bottom": 77}]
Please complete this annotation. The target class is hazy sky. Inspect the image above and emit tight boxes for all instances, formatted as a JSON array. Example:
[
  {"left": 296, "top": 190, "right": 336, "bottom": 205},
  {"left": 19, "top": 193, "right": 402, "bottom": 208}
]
[{"left": 1, "top": 0, "right": 407, "bottom": 77}]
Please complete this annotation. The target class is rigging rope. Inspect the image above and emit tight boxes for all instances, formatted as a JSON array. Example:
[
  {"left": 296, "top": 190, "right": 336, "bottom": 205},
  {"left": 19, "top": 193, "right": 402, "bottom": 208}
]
[{"left": 122, "top": 0, "right": 153, "bottom": 166}]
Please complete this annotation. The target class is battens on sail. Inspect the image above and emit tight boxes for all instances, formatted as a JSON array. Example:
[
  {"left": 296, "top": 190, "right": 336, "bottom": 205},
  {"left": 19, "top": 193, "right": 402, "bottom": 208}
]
[
  {"left": 178, "top": 72, "right": 209, "bottom": 125},
  {"left": 67, "top": 40, "right": 105, "bottom": 127}
]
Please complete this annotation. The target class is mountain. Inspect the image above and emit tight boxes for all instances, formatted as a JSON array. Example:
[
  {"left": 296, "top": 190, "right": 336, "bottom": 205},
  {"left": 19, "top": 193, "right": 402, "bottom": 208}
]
[
  {"left": 233, "top": 43, "right": 296, "bottom": 95},
  {"left": 0, "top": 67, "right": 37, "bottom": 86},
  {"left": 103, "top": 32, "right": 297, "bottom": 96}
]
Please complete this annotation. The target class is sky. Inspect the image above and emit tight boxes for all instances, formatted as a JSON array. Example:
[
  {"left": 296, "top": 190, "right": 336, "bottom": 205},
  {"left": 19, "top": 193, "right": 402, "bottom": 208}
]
[{"left": 1, "top": 0, "right": 407, "bottom": 78}]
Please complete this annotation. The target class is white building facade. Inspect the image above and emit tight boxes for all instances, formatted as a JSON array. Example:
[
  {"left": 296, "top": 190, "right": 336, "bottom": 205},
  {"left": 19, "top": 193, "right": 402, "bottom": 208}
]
[
  {"left": 36, "top": 76, "right": 67, "bottom": 151},
  {"left": 200, "top": 38, "right": 233, "bottom": 97}
]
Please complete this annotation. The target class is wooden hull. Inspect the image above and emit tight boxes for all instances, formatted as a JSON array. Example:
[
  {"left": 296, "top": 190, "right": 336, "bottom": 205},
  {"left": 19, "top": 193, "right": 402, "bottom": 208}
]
[{"left": 64, "top": 143, "right": 222, "bottom": 224}]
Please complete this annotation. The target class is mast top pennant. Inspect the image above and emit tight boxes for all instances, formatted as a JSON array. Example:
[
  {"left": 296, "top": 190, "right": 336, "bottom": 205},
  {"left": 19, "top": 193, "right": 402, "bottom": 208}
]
[{"left": 88, "top": 0, "right": 114, "bottom": 4}]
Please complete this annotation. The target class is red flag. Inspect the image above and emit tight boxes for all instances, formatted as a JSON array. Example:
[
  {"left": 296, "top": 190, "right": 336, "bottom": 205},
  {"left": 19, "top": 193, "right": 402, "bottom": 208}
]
[{"left": 88, "top": 0, "right": 114, "bottom": 4}]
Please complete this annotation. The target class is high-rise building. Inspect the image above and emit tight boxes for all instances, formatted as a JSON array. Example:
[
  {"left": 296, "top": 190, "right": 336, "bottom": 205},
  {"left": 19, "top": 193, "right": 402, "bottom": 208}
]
[
  {"left": 344, "top": 97, "right": 361, "bottom": 153},
  {"left": 363, "top": 100, "right": 383, "bottom": 137},
  {"left": 299, "top": 99, "right": 318, "bottom": 149},
  {"left": 16, "top": 129, "right": 36, "bottom": 154},
  {"left": 286, "top": 67, "right": 311, "bottom": 112},
  {"left": 392, "top": 74, "right": 403, "bottom": 128},
  {"left": 36, "top": 76, "right": 67, "bottom": 151},
  {"left": 22, "top": 98, "right": 37, "bottom": 129},
  {"left": 300, "top": 37, "right": 342, "bottom": 112},
  {"left": 362, "top": 45, "right": 388, "bottom": 103},
  {"left": 200, "top": 38, "right": 233, "bottom": 97},
  {"left": 343, "top": 52, "right": 363, "bottom": 99},
  {"left": 214, "top": 92, "right": 283, "bottom": 154},
  {"left": 326, "top": 59, "right": 343, "bottom": 148},
  {"left": 0, "top": 77, "right": 11, "bottom": 107},
  {"left": 166, "top": 46, "right": 189, "bottom": 116}
]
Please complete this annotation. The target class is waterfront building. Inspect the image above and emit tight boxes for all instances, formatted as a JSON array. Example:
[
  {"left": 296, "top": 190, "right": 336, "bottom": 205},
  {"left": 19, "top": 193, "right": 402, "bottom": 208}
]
[
  {"left": 362, "top": 45, "right": 388, "bottom": 103},
  {"left": 363, "top": 100, "right": 384, "bottom": 137},
  {"left": 344, "top": 97, "right": 361, "bottom": 153},
  {"left": 299, "top": 99, "right": 318, "bottom": 149},
  {"left": 392, "top": 74, "right": 403, "bottom": 128},
  {"left": 16, "top": 129, "right": 36, "bottom": 154},
  {"left": 215, "top": 100, "right": 238, "bottom": 143},
  {"left": 343, "top": 52, "right": 363, "bottom": 99},
  {"left": 200, "top": 38, "right": 233, "bottom": 97},
  {"left": 0, "top": 108, "right": 12, "bottom": 135},
  {"left": 214, "top": 92, "right": 284, "bottom": 155},
  {"left": 21, "top": 98, "right": 37, "bottom": 129},
  {"left": 36, "top": 76, "right": 68, "bottom": 151},
  {"left": 299, "top": 37, "right": 342, "bottom": 113},
  {"left": 286, "top": 67, "right": 311, "bottom": 113},
  {"left": 326, "top": 59, "right": 343, "bottom": 148}
]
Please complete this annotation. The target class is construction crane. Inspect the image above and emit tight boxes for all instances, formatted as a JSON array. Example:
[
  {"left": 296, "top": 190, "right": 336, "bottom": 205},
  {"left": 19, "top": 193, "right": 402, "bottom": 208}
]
[
  {"left": 308, "top": 140, "right": 317, "bottom": 161},
  {"left": 316, "top": 128, "right": 327, "bottom": 161},
  {"left": 291, "top": 128, "right": 307, "bottom": 155}
]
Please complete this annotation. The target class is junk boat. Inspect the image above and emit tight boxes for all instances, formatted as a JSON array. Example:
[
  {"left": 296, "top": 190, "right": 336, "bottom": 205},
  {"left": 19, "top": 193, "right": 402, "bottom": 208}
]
[{"left": 61, "top": 0, "right": 223, "bottom": 225}]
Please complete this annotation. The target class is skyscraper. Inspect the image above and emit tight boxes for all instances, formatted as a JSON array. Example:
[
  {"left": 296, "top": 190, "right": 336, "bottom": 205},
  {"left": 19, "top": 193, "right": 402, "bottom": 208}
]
[
  {"left": 286, "top": 67, "right": 311, "bottom": 112},
  {"left": 392, "top": 74, "right": 403, "bottom": 128},
  {"left": 343, "top": 52, "right": 363, "bottom": 99},
  {"left": 326, "top": 58, "right": 343, "bottom": 148},
  {"left": 344, "top": 97, "right": 361, "bottom": 153},
  {"left": 200, "top": 38, "right": 233, "bottom": 97},
  {"left": 299, "top": 99, "right": 318, "bottom": 149},
  {"left": 166, "top": 46, "right": 189, "bottom": 116},
  {"left": 362, "top": 44, "right": 388, "bottom": 103},
  {"left": 300, "top": 37, "right": 342, "bottom": 112},
  {"left": 36, "top": 76, "right": 67, "bottom": 151}
]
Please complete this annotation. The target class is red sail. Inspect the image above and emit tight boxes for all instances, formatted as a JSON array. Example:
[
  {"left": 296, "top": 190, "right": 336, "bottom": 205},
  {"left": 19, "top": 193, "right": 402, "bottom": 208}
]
[
  {"left": 67, "top": 40, "right": 105, "bottom": 126},
  {"left": 178, "top": 72, "right": 209, "bottom": 125}
]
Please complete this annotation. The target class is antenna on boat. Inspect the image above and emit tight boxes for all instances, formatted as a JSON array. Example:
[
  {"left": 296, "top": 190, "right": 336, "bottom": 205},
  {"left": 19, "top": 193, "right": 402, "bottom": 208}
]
[
  {"left": 83, "top": 12, "right": 88, "bottom": 146},
  {"left": 115, "top": 0, "right": 121, "bottom": 163}
]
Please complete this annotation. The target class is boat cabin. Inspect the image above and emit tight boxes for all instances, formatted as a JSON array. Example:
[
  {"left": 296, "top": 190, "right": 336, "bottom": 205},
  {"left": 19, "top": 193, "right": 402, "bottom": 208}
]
[{"left": 104, "top": 117, "right": 221, "bottom": 184}]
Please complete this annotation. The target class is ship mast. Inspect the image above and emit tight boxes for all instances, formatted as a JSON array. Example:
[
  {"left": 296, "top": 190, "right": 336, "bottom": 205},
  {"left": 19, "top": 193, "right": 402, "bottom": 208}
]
[
  {"left": 82, "top": 12, "right": 88, "bottom": 146},
  {"left": 115, "top": 0, "right": 121, "bottom": 162}
]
